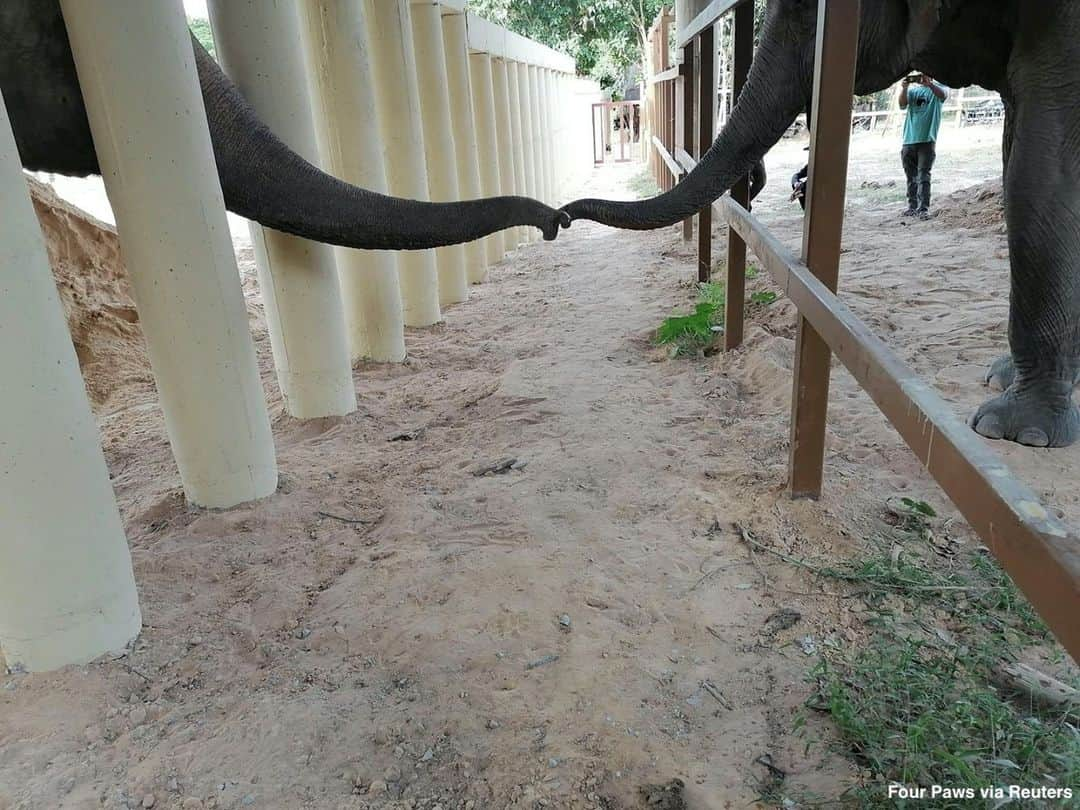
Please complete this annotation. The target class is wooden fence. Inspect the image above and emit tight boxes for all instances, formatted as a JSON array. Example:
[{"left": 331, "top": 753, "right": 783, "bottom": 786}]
[{"left": 645, "top": 0, "right": 1079, "bottom": 660}]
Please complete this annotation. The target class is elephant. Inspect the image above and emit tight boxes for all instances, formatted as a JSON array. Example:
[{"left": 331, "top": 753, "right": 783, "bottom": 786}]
[
  {"left": 0, "top": 0, "right": 568, "bottom": 250},
  {"left": 563, "top": 0, "right": 1080, "bottom": 448}
]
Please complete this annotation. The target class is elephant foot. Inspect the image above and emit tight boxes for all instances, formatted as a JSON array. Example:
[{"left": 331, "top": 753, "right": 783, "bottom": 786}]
[
  {"left": 970, "top": 386, "right": 1080, "bottom": 447},
  {"left": 984, "top": 355, "right": 1080, "bottom": 392}
]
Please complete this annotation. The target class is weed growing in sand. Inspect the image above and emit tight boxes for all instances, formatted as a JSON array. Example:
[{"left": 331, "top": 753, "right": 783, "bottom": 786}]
[
  {"left": 655, "top": 282, "right": 726, "bottom": 356},
  {"left": 656, "top": 274, "right": 778, "bottom": 356},
  {"left": 787, "top": 505, "right": 1079, "bottom": 807}
]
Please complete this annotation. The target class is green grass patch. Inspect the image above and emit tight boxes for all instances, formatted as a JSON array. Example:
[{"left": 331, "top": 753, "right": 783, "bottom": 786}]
[
  {"left": 740, "top": 506, "right": 1078, "bottom": 807},
  {"left": 655, "top": 274, "right": 778, "bottom": 357}
]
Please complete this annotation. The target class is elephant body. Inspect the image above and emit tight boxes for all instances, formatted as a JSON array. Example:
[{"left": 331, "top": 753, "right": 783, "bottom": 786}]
[
  {"left": 565, "top": 0, "right": 1080, "bottom": 448},
  {"left": 0, "top": 0, "right": 566, "bottom": 250}
]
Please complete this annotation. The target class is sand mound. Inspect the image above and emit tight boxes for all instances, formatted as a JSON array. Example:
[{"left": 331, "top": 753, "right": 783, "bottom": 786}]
[
  {"left": 27, "top": 176, "right": 153, "bottom": 410},
  {"left": 935, "top": 179, "right": 1005, "bottom": 229}
]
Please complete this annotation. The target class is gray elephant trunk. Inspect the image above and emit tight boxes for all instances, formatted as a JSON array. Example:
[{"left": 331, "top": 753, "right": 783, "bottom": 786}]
[{"left": 563, "top": 41, "right": 807, "bottom": 230}]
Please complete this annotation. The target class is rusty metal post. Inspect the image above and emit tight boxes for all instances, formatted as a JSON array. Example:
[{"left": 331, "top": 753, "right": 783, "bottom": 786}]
[
  {"left": 724, "top": 0, "right": 755, "bottom": 347},
  {"left": 788, "top": 0, "right": 861, "bottom": 499},
  {"left": 696, "top": 24, "right": 715, "bottom": 283},
  {"left": 680, "top": 40, "right": 695, "bottom": 242}
]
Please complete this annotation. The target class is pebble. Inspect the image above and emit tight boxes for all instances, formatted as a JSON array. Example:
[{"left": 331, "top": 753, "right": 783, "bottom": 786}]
[
  {"left": 558, "top": 614, "right": 572, "bottom": 630},
  {"left": 241, "top": 795, "right": 255, "bottom": 806},
  {"left": 166, "top": 778, "right": 180, "bottom": 793},
  {"left": 181, "top": 799, "right": 203, "bottom": 810},
  {"left": 419, "top": 748, "right": 434, "bottom": 763},
  {"left": 367, "top": 780, "right": 388, "bottom": 795},
  {"left": 383, "top": 764, "right": 402, "bottom": 782},
  {"left": 129, "top": 707, "right": 147, "bottom": 727},
  {"left": 294, "top": 628, "right": 311, "bottom": 640},
  {"left": 140, "top": 795, "right": 155, "bottom": 809}
]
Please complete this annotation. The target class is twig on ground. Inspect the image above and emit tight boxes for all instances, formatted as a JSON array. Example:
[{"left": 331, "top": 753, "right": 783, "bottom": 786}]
[
  {"left": 316, "top": 510, "right": 378, "bottom": 525},
  {"left": 701, "top": 679, "right": 732, "bottom": 709}
]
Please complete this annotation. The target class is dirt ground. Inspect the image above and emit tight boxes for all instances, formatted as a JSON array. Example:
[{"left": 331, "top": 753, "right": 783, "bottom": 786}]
[{"left": 3, "top": 121, "right": 1077, "bottom": 810}]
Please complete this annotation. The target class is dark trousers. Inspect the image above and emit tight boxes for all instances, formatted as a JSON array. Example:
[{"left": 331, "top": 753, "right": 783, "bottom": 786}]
[{"left": 901, "top": 141, "right": 936, "bottom": 211}]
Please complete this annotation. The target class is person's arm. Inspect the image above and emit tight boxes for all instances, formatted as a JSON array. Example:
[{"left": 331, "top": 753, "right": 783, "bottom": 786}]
[
  {"left": 922, "top": 76, "right": 947, "bottom": 101},
  {"left": 899, "top": 78, "right": 911, "bottom": 109}
]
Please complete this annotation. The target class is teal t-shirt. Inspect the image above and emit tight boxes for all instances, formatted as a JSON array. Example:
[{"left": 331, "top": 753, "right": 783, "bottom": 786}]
[{"left": 903, "top": 84, "right": 945, "bottom": 145}]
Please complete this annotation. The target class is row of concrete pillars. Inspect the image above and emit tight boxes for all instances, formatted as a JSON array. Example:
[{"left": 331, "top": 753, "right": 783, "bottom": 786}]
[{"left": 0, "top": 0, "right": 586, "bottom": 672}]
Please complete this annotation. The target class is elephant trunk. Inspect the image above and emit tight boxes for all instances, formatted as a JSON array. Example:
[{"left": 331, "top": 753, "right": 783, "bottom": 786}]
[
  {"left": 563, "top": 31, "right": 808, "bottom": 230},
  {"left": 194, "top": 38, "right": 566, "bottom": 250}
]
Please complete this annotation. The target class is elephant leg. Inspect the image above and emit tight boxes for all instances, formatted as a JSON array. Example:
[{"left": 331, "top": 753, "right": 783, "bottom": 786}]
[
  {"left": 970, "top": 91, "right": 1080, "bottom": 446},
  {"left": 984, "top": 354, "right": 1080, "bottom": 392}
]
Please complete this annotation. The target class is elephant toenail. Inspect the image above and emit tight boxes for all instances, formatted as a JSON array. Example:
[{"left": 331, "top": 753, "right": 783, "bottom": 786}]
[
  {"left": 1017, "top": 428, "right": 1050, "bottom": 447},
  {"left": 974, "top": 414, "right": 1005, "bottom": 440}
]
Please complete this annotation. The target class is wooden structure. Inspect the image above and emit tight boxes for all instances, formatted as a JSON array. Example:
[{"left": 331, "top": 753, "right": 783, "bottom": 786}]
[{"left": 645, "top": 0, "right": 1080, "bottom": 660}]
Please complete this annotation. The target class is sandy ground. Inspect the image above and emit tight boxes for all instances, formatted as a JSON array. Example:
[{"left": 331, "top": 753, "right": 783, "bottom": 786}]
[{"left": 3, "top": 120, "right": 1077, "bottom": 810}]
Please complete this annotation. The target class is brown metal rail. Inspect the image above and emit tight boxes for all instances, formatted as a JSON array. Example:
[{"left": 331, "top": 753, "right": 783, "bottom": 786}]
[
  {"left": 716, "top": 196, "right": 1080, "bottom": 658},
  {"left": 652, "top": 0, "right": 1080, "bottom": 659}
]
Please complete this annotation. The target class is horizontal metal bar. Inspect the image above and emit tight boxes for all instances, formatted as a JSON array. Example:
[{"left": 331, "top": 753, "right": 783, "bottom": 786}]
[
  {"left": 674, "top": 146, "right": 697, "bottom": 174},
  {"left": 677, "top": 0, "right": 750, "bottom": 49},
  {"left": 650, "top": 65, "right": 682, "bottom": 85},
  {"left": 715, "top": 195, "right": 1080, "bottom": 660},
  {"left": 652, "top": 136, "right": 684, "bottom": 180}
]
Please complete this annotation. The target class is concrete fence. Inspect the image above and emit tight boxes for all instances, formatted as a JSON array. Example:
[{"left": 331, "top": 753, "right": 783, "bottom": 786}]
[{"left": 0, "top": 0, "right": 598, "bottom": 673}]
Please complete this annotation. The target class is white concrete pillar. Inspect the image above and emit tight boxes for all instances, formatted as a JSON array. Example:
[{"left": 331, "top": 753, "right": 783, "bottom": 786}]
[
  {"left": 469, "top": 51, "right": 506, "bottom": 267},
  {"left": 367, "top": 0, "right": 441, "bottom": 327},
  {"left": 507, "top": 62, "right": 532, "bottom": 244},
  {"left": 491, "top": 58, "right": 520, "bottom": 255},
  {"left": 207, "top": 0, "right": 356, "bottom": 419},
  {"left": 410, "top": 2, "right": 468, "bottom": 307},
  {"left": 526, "top": 65, "right": 547, "bottom": 214},
  {"left": 537, "top": 68, "right": 557, "bottom": 205},
  {"left": 442, "top": 11, "right": 488, "bottom": 285},
  {"left": 0, "top": 94, "right": 141, "bottom": 673},
  {"left": 300, "top": 0, "right": 406, "bottom": 363},
  {"left": 59, "top": 0, "right": 277, "bottom": 509}
]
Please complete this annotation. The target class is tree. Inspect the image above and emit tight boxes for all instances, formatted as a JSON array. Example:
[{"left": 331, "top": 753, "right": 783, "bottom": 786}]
[
  {"left": 467, "top": 0, "right": 664, "bottom": 90},
  {"left": 188, "top": 17, "right": 216, "bottom": 59}
]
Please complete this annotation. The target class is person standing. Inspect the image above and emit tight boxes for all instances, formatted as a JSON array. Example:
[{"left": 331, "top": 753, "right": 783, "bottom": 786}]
[{"left": 899, "top": 74, "right": 948, "bottom": 220}]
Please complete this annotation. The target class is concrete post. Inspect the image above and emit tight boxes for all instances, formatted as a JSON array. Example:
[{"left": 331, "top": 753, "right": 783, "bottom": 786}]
[
  {"left": 207, "top": 0, "right": 356, "bottom": 419},
  {"left": 442, "top": 11, "right": 488, "bottom": 285},
  {"left": 0, "top": 94, "right": 141, "bottom": 673},
  {"left": 410, "top": 2, "right": 469, "bottom": 307},
  {"left": 469, "top": 51, "right": 506, "bottom": 267},
  {"left": 530, "top": 66, "right": 550, "bottom": 205},
  {"left": 516, "top": 63, "right": 537, "bottom": 240},
  {"left": 491, "top": 58, "right": 520, "bottom": 254},
  {"left": 538, "top": 68, "right": 557, "bottom": 205},
  {"left": 300, "top": 0, "right": 407, "bottom": 363},
  {"left": 59, "top": 0, "right": 277, "bottom": 509},
  {"left": 367, "top": 0, "right": 441, "bottom": 327},
  {"left": 508, "top": 62, "right": 533, "bottom": 243}
]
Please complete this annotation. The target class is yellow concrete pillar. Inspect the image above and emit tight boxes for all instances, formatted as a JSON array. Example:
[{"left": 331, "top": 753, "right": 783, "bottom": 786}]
[
  {"left": 301, "top": 0, "right": 407, "bottom": 363},
  {"left": 526, "top": 65, "right": 547, "bottom": 215},
  {"left": 410, "top": 2, "right": 468, "bottom": 307},
  {"left": 537, "top": 68, "right": 557, "bottom": 205},
  {"left": 441, "top": 11, "right": 488, "bottom": 285},
  {"left": 207, "top": 0, "right": 357, "bottom": 419},
  {"left": 491, "top": 58, "right": 520, "bottom": 255},
  {"left": 367, "top": 0, "right": 441, "bottom": 327},
  {"left": 59, "top": 0, "right": 277, "bottom": 508},
  {"left": 515, "top": 62, "right": 539, "bottom": 242},
  {"left": 468, "top": 51, "right": 506, "bottom": 267},
  {"left": 0, "top": 94, "right": 141, "bottom": 673},
  {"left": 507, "top": 62, "right": 531, "bottom": 245}
]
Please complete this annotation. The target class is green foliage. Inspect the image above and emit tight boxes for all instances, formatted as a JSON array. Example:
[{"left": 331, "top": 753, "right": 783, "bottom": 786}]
[
  {"left": 655, "top": 282, "right": 726, "bottom": 356},
  {"left": 466, "top": 0, "right": 664, "bottom": 88},
  {"left": 750, "top": 291, "right": 777, "bottom": 306},
  {"left": 188, "top": 17, "right": 216, "bottom": 59}
]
